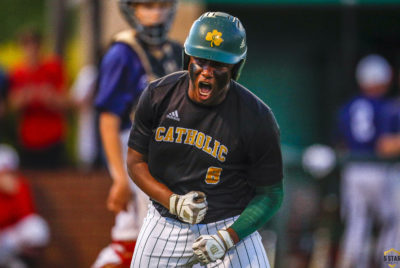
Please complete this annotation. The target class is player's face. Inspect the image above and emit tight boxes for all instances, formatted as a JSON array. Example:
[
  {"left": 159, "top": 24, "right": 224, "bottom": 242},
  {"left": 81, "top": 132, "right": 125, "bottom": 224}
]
[
  {"left": 188, "top": 56, "right": 234, "bottom": 106},
  {"left": 133, "top": 2, "right": 173, "bottom": 27},
  {"left": 360, "top": 83, "right": 390, "bottom": 98}
]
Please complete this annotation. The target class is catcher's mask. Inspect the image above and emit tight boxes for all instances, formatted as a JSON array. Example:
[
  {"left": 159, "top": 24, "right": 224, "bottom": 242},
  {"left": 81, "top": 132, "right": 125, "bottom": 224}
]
[
  {"left": 118, "top": 0, "right": 177, "bottom": 46},
  {"left": 183, "top": 12, "right": 247, "bottom": 80}
]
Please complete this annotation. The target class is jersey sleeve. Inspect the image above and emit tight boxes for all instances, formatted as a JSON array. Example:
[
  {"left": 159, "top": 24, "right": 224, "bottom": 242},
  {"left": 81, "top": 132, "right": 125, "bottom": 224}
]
[
  {"left": 94, "top": 43, "right": 146, "bottom": 118},
  {"left": 128, "top": 86, "right": 154, "bottom": 154},
  {"left": 246, "top": 109, "right": 283, "bottom": 186}
]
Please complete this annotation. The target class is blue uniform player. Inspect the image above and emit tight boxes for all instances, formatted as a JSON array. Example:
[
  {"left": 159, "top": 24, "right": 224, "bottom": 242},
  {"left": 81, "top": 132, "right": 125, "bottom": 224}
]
[
  {"left": 337, "top": 94, "right": 387, "bottom": 155},
  {"left": 376, "top": 83, "right": 400, "bottom": 258},
  {"left": 336, "top": 54, "right": 397, "bottom": 268},
  {"left": 93, "top": 0, "right": 181, "bottom": 267}
]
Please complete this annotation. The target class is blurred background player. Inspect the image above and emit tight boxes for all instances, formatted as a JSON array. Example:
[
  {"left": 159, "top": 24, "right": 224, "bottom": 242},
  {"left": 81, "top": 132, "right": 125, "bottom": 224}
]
[
  {"left": 336, "top": 54, "right": 397, "bottom": 268},
  {"left": 375, "top": 68, "right": 400, "bottom": 255},
  {"left": 92, "top": 0, "right": 182, "bottom": 267},
  {"left": 0, "top": 144, "right": 50, "bottom": 268},
  {"left": 8, "top": 29, "right": 69, "bottom": 169}
]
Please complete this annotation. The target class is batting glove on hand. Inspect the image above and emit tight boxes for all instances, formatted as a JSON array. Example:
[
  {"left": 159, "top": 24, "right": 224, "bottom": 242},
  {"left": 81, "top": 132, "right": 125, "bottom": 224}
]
[
  {"left": 192, "top": 229, "right": 235, "bottom": 264},
  {"left": 169, "top": 191, "right": 207, "bottom": 224}
]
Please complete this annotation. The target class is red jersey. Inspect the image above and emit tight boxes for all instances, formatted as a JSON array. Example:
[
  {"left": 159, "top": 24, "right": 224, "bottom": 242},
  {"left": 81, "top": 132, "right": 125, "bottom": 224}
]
[
  {"left": 0, "top": 175, "right": 35, "bottom": 230},
  {"left": 10, "top": 56, "right": 66, "bottom": 149}
]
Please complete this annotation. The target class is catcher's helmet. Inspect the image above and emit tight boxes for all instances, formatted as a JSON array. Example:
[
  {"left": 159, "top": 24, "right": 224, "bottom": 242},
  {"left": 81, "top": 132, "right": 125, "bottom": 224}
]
[
  {"left": 184, "top": 12, "right": 247, "bottom": 80},
  {"left": 118, "top": 0, "right": 177, "bottom": 45},
  {"left": 356, "top": 54, "right": 392, "bottom": 87}
]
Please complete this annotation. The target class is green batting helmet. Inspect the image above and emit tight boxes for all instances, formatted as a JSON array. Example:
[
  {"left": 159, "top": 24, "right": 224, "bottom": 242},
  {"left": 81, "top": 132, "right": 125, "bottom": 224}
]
[{"left": 183, "top": 12, "right": 247, "bottom": 80}]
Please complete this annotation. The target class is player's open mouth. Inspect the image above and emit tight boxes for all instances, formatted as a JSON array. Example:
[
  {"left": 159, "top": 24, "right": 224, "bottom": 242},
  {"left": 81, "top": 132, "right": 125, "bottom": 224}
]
[{"left": 198, "top": 81, "right": 212, "bottom": 97}]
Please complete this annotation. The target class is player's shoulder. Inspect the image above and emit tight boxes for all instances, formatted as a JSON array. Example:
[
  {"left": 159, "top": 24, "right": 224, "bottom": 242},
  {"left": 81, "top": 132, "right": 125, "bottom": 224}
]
[
  {"left": 107, "top": 42, "right": 133, "bottom": 53},
  {"left": 140, "top": 71, "right": 187, "bottom": 108},
  {"left": 231, "top": 81, "right": 280, "bottom": 133},
  {"left": 148, "top": 71, "right": 187, "bottom": 91},
  {"left": 104, "top": 42, "right": 138, "bottom": 62},
  {"left": 100, "top": 42, "right": 143, "bottom": 74},
  {"left": 143, "top": 71, "right": 187, "bottom": 102},
  {"left": 342, "top": 94, "right": 386, "bottom": 111},
  {"left": 232, "top": 80, "right": 274, "bottom": 116}
]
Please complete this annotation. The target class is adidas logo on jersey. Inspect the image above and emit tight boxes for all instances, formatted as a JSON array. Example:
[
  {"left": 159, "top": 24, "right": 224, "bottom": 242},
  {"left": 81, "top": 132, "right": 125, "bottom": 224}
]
[{"left": 166, "top": 110, "right": 180, "bottom": 121}]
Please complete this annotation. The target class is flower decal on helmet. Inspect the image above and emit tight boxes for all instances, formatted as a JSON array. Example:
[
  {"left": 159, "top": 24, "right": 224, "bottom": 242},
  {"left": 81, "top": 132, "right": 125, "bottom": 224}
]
[{"left": 205, "top": 30, "right": 224, "bottom": 47}]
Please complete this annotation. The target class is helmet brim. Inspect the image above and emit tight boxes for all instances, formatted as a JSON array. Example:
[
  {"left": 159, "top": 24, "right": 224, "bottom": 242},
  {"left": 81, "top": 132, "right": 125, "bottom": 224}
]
[{"left": 184, "top": 44, "right": 246, "bottom": 65}]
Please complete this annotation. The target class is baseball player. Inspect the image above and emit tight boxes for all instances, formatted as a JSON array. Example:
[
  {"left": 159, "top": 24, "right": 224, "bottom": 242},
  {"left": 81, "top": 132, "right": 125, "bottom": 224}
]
[
  {"left": 0, "top": 144, "right": 50, "bottom": 267},
  {"left": 375, "top": 74, "right": 400, "bottom": 257},
  {"left": 126, "top": 12, "right": 284, "bottom": 267},
  {"left": 336, "top": 54, "right": 397, "bottom": 268},
  {"left": 93, "top": 0, "right": 181, "bottom": 267}
]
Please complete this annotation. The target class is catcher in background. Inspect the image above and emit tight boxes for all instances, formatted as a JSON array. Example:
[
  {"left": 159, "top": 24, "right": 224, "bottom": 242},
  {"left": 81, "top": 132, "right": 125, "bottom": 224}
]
[
  {"left": 127, "top": 12, "right": 284, "bottom": 267},
  {"left": 93, "top": 0, "right": 181, "bottom": 267}
]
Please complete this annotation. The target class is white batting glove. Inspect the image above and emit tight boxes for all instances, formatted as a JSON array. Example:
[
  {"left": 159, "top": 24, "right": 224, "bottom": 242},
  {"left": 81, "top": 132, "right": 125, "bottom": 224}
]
[
  {"left": 169, "top": 191, "right": 207, "bottom": 224},
  {"left": 192, "top": 229, "right": 235, "bottom": 264}
]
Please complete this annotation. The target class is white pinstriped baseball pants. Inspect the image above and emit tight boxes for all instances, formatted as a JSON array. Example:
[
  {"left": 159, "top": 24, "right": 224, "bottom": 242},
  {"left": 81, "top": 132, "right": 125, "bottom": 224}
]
[{"left": 130, "top": 205, "right": 271, "bottom": 268}]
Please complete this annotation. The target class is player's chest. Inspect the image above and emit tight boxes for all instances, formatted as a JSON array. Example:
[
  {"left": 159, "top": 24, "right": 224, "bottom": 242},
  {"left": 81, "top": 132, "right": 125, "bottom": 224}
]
[{"left": 150, "top": 102, "right": 244, "bottom": 164}]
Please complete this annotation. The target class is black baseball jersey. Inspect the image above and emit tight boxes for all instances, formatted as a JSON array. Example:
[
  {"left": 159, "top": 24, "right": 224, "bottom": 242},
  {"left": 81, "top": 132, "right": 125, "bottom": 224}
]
[{"left": 128, "top": 71, "right": 283, "bottom": 223}]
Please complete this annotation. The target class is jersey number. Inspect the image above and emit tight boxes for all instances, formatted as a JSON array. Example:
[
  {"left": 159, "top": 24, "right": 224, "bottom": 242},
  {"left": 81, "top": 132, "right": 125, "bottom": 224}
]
[
  {"left": 350, "top": 100, "right": 375, "bottom": 142},
  {"left": 205, "top": 167, "right": 222, "bottom": 184}
]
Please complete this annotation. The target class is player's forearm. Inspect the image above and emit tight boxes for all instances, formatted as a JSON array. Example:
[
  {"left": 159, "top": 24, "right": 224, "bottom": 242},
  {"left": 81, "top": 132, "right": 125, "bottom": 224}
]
[
  {"left": 127, "top": 148, "right": 173, "bottom": 208},
  {"left": 377, "top": 135, "right": 400, "bottom": 157},
  {"left": 99, "top": 112, "right": 130, "bottom": 184},
  {"left": 230, "top": 181, "right": 283, "bottom": 241}
]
